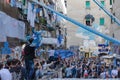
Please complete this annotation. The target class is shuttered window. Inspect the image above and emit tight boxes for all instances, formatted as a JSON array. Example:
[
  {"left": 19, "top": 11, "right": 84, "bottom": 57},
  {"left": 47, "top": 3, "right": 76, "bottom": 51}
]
[
  {"left": 101, "top": 1, "right": 105, "bottom": 6},
  {"left": 86, "top": 1, "right": 90, "bottom": 8},
  {"left": 110, "top": 0, "right": 112, "bottom": 5},
  {"left": 100, "top": 18, "right": 105, "bottom": 25}
]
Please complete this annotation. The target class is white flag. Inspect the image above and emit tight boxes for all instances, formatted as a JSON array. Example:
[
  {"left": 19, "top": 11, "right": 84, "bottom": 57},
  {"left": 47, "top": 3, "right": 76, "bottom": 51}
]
[
  {"left": 0, "top": 12, "right": 7, "bottom": 42},
  {"left": 0, "top": 11, "right": 25, "bottom": 40},
  {"left": 0, "top": 21, "right": 7, "bottom": 42}
]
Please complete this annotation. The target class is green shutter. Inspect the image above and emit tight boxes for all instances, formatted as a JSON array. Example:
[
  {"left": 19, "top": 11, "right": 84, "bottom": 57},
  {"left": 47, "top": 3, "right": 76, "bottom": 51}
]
[
  {"left": 86, "top": 19, "right": 90, "bottom": 21},
  {"left": 101, "top": 1, "right": 105, "bottom": 6},
  {"left": 86, "top": 1, "right": 90, "bottom": 8},
  {"left": 22, "top": 0, "right": 26, "bottom": 5},
  {"left": 110, "top": 0, "right": 112, "bottom": 5},
  {"left": 100, "top": 18, "right": 105, "bottom": 25}
]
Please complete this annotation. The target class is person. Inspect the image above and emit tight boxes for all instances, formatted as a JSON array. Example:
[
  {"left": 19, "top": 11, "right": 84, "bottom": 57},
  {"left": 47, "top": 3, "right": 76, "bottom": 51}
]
[
  {"left": 0, "top": 62, "right": 12, "bottom": 80},
  {"left": 34, "top": 62, "right": 42, "bottom": 80},
  {"left": 84, "top": 67, "right": 88, "bottom": 78},
  {"left": 48, "top": 46, "right": 55, "bottom": 63},
  {"left": 111, "top": 66, "right": 118, "bottom": 78},
  {"left": 65, "top": 65, "right": 72, "bottom": 78},
  {"left": 23, "top": 38, "right": 36, "bottom": 80},
  {"left": 4, "top": 55, "right": 12, "bottom": 69},
  {"left": 118, "top": 67, "right": 120, "bottom": 78}
]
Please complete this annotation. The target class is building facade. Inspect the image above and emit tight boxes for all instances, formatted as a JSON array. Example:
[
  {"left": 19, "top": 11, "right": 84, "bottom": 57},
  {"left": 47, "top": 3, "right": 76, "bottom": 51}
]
[
  {"left": 66, "top": 0, "right": 112, "bottom": 49},
  {"left": 110, "top": 0, "right": 120, "bottom": 55},
  {"left": 110, "top": 0, "right": 120, "bottom": 40},
  {"left": 0, "top": 0, "right": 67, "bottom": 48}
]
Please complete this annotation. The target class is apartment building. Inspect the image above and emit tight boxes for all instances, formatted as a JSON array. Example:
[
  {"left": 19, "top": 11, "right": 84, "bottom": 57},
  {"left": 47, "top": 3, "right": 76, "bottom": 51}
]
[
  {"left": 110, "top": 0, "right": 120, "bottom": 55},
  {"left": 66, "top": 0, "right": 112, "bottom": 49}
]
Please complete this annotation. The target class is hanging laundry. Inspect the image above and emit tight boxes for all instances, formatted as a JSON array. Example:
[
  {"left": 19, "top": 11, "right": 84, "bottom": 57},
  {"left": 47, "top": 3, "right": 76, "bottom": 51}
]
[
  {"left": 16, "top": 0, "right": 22, "bottom": 8},
  {"left": 57, "top": 34, "right": 64, "bottom": 47},
  {"left": 43, "top": 8, "right": 50, "bottom": 24},
  {"left": 10, "top": 0, "right": 16, "bottom": 7},
  {"left": 47, "top": 3, "right": 55, "bottom": 22},
  {"left": 30, "top": 8, "right": 36, "bottom": 27},
  {"left": 64, "top": 0, "right": 67, "bottom": 7},
  {"left": 54, "top": 13, "right": 66, "bottom": 27},
  {"left": 36, "top": 8, "right": 42, "bottom": 13},
  {"left": 27, "top": 2, "right": 36, "bottom": 27},
  {"left": 56, "top": 0, "right": 67, "bottom": 14},
  {"left": 27, "top": 2, "right": 32, "bottom": 21}
]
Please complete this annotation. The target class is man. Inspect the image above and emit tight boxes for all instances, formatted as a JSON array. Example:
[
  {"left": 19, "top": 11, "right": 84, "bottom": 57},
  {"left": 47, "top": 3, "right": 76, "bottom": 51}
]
[
  {"left": 48, "top": 47, "right": 55, "bottom": 63},
  {"left": 118, "top": 67, "right": 120, "bottom": 78},
  {"left": 23, "top": 38, "right": 36, "bottom": 80},
  {"left": 111, "top": 66, "right": 118, "bottom": 78},
  {"left": 0, "top": 62, "right": 12, "bottom": 80}
]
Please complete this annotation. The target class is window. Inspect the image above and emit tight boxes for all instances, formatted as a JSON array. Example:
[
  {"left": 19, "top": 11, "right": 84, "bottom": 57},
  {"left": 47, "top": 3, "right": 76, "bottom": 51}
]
[
  {"left": 110, "top": 13, "right": 115, "bottom": 24},
  {"left": 110, "top": 0, "right": 112, "bottom": 5},
  {"left": 111, "top": 13, "right": 116, "bottom": 23},
  {"left": 86, "top": 19, "right": 91, "bottom": 26},
  {"left": 101, "top": 1, "right": 105, "bottom": 6},
  {"left": 100, "top": 18, "right": 105, "bottom": 25},
  {"left": 111, "top": 17, "right": 113, "bottom": 24},
  {"left": 22, "top": 0, "right": 26, "bottom": 5},
  {"left": 86, "top": 1, "right": 90, "bottom": 9},
  {"left": 113, "top": 12, "right": 115, "bottom": 16},
  {"left": 85, "top": 53, "right": 89, "bottom": 58},
  {"left": 113, "top": 0, "right": 115, "bottom": 3},
  {"left": 112, "top": 33, "right": 114, "bottom": 38}
]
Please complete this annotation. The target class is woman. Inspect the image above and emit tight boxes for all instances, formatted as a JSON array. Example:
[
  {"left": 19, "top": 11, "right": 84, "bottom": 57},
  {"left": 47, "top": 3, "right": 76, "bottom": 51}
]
[{"left": 0, "top": 62, "right": 12, "bottom": 80}]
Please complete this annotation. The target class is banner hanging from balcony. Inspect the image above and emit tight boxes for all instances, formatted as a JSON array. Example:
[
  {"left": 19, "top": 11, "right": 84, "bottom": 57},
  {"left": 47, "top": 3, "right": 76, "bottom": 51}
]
[{"left": 0, "top": 11, "right": 25, "bottom": 42}]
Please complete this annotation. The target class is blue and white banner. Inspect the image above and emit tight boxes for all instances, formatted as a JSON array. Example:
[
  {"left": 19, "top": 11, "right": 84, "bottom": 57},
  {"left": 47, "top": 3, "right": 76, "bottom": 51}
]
[
  {"left": 1, "top": 42, "right": 11, "bottom": 54},
  {"left": 0, "top": 11, "right": 25, "bottom": 42},
  {"left": 54, "top": 50, "right": 74, "bottom": 59},
  {"left": 0, "top": 21, "right": 6, "bottom": 42}
]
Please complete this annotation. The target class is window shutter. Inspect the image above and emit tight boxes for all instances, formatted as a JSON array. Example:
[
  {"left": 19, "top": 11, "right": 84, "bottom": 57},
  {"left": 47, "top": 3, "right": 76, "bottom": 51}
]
[
  {"left": 86, "top": 1, "right": 90, "bottom": 8},
  {"left": 100, "top": 18, "right": 105, "bottom": 25}
]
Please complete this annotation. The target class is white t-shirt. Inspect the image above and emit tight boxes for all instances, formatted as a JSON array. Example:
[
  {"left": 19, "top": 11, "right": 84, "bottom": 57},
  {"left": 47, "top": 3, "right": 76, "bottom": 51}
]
[
  {"left": 0, "top": 68, "right": 12, "bottom": 80},
  {"left": 48, "top": 50, "right": 55, "bottom": 57},
  {"left": 100, "top": 72, "right": 106, "bottom": 78},
  {"left": 112, "top": 69, "right": 118, "bottom": 77},
  {"left": 65, "top": 67, "right": 72, "bottom": 77}
]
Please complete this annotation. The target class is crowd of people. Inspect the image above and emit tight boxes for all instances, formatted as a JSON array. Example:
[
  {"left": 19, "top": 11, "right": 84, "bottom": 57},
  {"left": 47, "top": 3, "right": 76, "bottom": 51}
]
[
  {"left": 0, "top": 38, "right": 120, "bottom": 80},
  {"left": 0, "top": 53, "right": 120, "bottom": 80}
]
